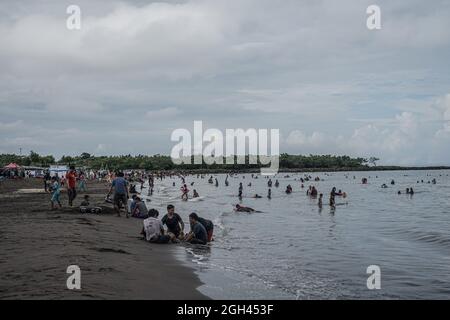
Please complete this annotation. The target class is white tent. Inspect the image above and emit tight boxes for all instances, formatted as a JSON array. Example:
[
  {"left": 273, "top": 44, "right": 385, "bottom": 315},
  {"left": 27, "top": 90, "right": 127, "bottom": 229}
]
[{"left": 49, "top": 165, "right": 68, "bottom": 178}]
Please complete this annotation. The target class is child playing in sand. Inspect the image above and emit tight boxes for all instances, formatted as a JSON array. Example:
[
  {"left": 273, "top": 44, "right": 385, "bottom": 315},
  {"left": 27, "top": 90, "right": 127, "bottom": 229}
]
[
  {"left": 50, "top": 176, "right": 62, "bottom": 210},
  {"left": 79, "top": 195, "right": 102, "bottom": 214}
]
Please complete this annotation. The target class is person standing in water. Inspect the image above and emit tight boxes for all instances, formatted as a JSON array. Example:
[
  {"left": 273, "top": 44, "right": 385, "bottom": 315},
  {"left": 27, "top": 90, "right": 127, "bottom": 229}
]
[
  {"left": 181, "top": 184, "right": 189, "bottom": 200},
  {"left": 329, "top": 191, "right": 336, "bottom": 209},
  {"left": 238, "top": 182, "right": 243, "bottom": 198},
  {"left": 318, "top": 193, "right": 323, "bottom": 209},
  {"left": 267, "top": 188, "right": 272, "bottom": 199}
]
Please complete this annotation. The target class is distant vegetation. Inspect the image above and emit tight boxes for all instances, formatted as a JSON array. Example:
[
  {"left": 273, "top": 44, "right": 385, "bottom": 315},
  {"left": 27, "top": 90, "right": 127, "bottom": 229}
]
[
  {"left": 2, "top": 151, "right": 449, "bottom": 172},
  {"left": 1, "top": 151, "right": 371, "bottom": 171}
]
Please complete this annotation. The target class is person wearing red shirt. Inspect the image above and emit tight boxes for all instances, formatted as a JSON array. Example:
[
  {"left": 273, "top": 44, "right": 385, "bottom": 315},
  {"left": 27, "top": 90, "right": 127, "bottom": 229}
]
[{"left": 66, "top": 166, "right": 78, "bottom": 206}]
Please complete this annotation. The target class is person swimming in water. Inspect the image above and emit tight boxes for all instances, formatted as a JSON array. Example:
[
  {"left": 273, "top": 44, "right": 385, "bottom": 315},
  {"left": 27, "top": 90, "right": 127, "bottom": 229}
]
[
  {"left": 193, "top": 189, "right": 199, "bottom": 198},
  {"left": 234, "top": 204, "right": 255, "bottom": 213},
  {"left": 253, "top": 194, "right": 262, "bottom": 198},
  {"left": 285, "top": 185, "right": 292, "bottom": 194}
]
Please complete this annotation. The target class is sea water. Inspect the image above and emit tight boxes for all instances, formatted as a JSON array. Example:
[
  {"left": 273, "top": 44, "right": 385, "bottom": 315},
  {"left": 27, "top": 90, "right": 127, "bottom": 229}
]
[{"left": 142, "top": 170, "right": 450, "bottom": 299}]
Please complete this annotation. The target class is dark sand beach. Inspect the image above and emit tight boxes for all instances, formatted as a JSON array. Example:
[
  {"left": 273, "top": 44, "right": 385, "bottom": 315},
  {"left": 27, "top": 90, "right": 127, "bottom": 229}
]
[{"left": 0, "top": 179, "right": 207, "bottom": 300}]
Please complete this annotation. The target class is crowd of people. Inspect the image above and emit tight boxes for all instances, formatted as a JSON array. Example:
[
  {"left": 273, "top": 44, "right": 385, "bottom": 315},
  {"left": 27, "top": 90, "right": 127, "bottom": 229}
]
[{"left": 22, "top": 166, "right": 444, "bottom": 248}]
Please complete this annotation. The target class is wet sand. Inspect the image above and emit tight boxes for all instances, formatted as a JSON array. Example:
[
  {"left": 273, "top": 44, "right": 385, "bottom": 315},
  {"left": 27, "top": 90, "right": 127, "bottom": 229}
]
[{"left": 0, "top": 179, "right": 207, "bottom": 300}]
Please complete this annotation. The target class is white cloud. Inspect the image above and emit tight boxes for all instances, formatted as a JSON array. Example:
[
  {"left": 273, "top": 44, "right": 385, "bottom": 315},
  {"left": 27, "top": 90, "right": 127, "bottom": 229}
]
[
  {"left": 285, "top": 95, "right": 450, "bottom": 165},
  {"left": 145, "top": 107, "right": 181, "bottom": 119},
  {"left": 0, "top": 0, "right": 449, "bottom": 163}
]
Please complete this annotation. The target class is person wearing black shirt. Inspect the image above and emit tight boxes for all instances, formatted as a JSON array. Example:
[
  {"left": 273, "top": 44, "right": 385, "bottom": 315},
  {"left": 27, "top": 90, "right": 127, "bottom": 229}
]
[{"left": 161, "top": 204, "right": 185, "bottom": 239}]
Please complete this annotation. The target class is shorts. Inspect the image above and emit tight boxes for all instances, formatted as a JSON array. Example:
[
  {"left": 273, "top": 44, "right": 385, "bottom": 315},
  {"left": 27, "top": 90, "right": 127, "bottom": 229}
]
[
  {"left": 113, "top": 193, "right": 127, "bottom": 207},
  {"left": 207, "top": 229, "right": 214, "bottom": 242},
  {"left": 168, "top": 228, "right": 181, "bottom": 238},
  {"left": 149, "top": 235, "right": 171, "bottom": 244},
  {"left": 190, "top": 238, "right": 207, "bottom": 245},
  {"left": 51, "top": 193, "right": 60, "bottom": 202}
]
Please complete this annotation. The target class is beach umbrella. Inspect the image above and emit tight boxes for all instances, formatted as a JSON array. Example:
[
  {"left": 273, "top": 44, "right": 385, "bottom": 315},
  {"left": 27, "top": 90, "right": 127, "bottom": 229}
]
[{"left": 4, "top": 163, "right": 21, "bottom": 169}]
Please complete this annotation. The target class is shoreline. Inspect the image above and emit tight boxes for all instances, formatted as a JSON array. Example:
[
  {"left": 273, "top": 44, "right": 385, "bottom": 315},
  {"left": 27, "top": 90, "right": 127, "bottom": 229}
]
[
  {"left": 100, "top": 166, "right": 450, "bottom": 174},
  {"left": 0, "top": 179, "right": 208, "bottom": 300}
]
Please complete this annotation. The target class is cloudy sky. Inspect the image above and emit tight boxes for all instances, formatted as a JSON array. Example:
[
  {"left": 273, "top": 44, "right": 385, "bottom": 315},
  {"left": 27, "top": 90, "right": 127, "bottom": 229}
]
[{"left": 1, "top": 0, "right": 449, "bottom": 165}]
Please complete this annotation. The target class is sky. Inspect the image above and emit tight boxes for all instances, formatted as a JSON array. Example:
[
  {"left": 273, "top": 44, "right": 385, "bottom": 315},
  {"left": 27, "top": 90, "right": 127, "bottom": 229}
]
[{"left": 0, "top": 0, "right": 450, "bottom": 165}]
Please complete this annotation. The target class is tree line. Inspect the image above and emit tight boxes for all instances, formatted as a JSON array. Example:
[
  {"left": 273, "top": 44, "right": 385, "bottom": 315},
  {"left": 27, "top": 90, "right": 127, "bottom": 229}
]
[{"left": 0, "top": 151, "right": 376, "bottom": 171}]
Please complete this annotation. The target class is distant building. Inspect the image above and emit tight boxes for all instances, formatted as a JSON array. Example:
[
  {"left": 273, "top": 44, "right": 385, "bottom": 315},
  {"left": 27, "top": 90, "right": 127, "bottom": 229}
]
[{"left": 49, "top": 165, "right": 68, "bottom": 178}]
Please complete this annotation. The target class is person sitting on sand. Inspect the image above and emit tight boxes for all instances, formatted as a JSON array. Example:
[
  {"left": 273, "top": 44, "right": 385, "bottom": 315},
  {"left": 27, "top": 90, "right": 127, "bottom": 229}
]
[
  {"left": 50, "top": 176, "right": 62, "bottom": 210},
  {"left": 234, "top": 204, "right": 255, "bottom": 213},
  {"left": 142, "top": 209, "right": 171, "bottom": 244},
  {"left": 132, "top": 197, "right": 148, "bottom": 219},
  {"left": 127, "top": 194, "right": 138, "bottom": 214},
  {"left": 161, "top": 205, "right": 185, "bottom": 240},
  {"left": 193, "top": 189, "right": 199, "bottom": 198},
  {"left": 80, "top": 195, "right": 90, "bottom": 207},
  {"left": 184, "top": 213, "right": 208, "bottom": 245}
]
